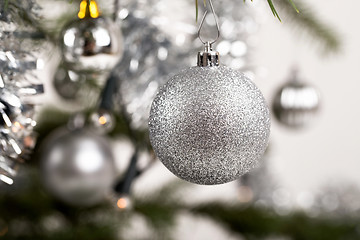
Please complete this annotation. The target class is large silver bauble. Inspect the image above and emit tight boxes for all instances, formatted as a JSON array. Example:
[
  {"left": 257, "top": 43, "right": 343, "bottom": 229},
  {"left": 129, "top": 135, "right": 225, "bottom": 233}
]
[
  {"left": 272, "top": 81, "right": 320, "bottom": 128},
  {"left": 60, "top": 17, "right": 123, "bottom": 73},
  {"left": 149, "top": 66, "right": 270, "bottom": 185},
  {"left": 41, "top": 128, "right": 116, "bottom": 206}
]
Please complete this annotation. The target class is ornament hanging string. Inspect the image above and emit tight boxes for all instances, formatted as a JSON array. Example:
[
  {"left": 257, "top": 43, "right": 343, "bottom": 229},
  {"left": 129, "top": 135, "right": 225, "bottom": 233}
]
[{"left": 197, "top": 0, "right": 220, "bottom": 46}]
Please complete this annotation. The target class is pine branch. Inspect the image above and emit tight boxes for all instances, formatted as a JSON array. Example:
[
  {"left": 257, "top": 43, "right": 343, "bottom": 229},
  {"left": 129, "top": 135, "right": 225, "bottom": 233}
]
[
  {"left": 191, "top": 203, "right": 360, "bottom": 240},
  {"left": 1, "top": 173, "right": 360, "bottom": 240},
  {"left": 133, "top": 183, "right": 360, "bottom": 240},
  {"left": 276, "top": 0, "right": 341, "bottom": 54},
  {"left": 130, "top": 181, "right": 187, "bottom": 240},
  {"left": 263, "top": 0, "right": 299, "bottom": 21}
]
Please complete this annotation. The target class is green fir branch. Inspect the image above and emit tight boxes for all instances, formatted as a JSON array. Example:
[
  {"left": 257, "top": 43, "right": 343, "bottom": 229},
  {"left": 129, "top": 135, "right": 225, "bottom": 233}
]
[
  {"left": 245, "top": 0, "right": 298, "bottom": 21},
  {"left": 1, "top": 172, "right": 360, "bottom": 240},
  {"left": 192, "top": 203, "right": 359, "bottom": 240},
  {"left": 287, "top": 0, "right": 299, "bottom": 13},
  {"left": 276, "top": 0, "right": 341, "bottom": 53},
  {"left": 267, "top": 0, "right": 282, "bottom": 21}
]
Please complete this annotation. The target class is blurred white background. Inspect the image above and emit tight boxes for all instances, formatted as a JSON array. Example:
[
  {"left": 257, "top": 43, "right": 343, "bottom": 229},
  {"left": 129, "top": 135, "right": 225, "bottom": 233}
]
[{"left": 254, "top": 0, "right": 360, "bottom": 195}]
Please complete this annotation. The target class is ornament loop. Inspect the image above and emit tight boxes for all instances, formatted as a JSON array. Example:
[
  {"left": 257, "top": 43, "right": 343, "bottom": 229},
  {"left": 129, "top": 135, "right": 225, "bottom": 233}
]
[{"left": 197, "top": 0, "right": 220, "bottom": 45}]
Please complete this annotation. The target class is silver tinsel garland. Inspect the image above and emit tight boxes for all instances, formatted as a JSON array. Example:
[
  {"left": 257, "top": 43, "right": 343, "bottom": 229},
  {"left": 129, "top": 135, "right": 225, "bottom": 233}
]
[{"left": 0, "top": 0, "right": 44, "bottom": 185}]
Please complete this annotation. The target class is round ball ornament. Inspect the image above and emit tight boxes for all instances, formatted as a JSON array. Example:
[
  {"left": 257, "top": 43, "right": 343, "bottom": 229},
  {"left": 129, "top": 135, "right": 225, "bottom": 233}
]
[
  {"left": 53, "top": 65, "right": 85, "bottom": 100},
  {"left": 60, "top": 0, "right": 123, "bottom": 74},
  {"left": 272, "top": 73, "right": 320, "bottom": 128},
  {"left": 149, "top": 42, "right": 270, "bottom": 185},
  {"left": 40, "top": 127, "right": 116, "bottom": 206}
]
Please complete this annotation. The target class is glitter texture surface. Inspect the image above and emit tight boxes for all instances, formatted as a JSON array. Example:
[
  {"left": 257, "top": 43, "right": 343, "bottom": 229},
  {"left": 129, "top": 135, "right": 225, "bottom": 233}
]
[{"left": 149, "top": 66, "right": 270, "bottom": 185}]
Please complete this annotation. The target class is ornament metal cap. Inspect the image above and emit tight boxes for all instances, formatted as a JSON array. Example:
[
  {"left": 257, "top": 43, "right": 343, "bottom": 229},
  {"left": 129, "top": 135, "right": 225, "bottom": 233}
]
[
  {"left": 196, "top": 0, "right": 220, "bottom": 67},
  {"left": 197, "top": 42, "right": 220, "bottom": 67}
]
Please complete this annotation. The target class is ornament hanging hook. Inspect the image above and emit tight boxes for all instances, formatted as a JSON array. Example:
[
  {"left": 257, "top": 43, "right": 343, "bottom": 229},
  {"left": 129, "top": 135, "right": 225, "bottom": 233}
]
[{"left": 197, "top": 0, "right": 220, "bottom": 46}]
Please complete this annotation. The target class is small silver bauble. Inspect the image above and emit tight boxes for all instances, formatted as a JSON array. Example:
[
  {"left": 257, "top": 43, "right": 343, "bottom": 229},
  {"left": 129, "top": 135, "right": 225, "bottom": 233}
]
[
  {"left": 53, "top": 65, "right": 86, "bottom": 100},
  {"left": 149, "top": 44, "right": 270, "bottom": 185},
  {"left": 272, "top": 75, "right": 320, "bottom": 128},
  {"left": 40, "top": 128, "right": 116, "bottom": 206},
  {"left": 52, "top": 63, "right": 103, "bottom": 106},
  {"left": 60, "top": 16, "right": 123, "bottom": 73}
]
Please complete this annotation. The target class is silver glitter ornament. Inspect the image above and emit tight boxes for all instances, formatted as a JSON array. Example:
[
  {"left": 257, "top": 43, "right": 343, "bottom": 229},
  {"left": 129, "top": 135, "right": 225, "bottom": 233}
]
[
  {"left": 60, "top": 16, "right": 123, "bottom": 74},
  {"left": 149, "top": 40, "right": 270, "bottom": 185},
  {"left": 40, "top": 128, "right": 116, "bottom": 206},
  {"left": 272, "top": 71, "right": 320, "bottom": 128}
]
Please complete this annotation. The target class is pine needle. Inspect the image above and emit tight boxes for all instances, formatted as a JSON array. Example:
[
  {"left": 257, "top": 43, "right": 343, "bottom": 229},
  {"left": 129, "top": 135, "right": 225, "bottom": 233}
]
[
  {"left": 243, "top": 0, "right": 299, "bottom": 21},
  {"left": 288, "top": 0, "right": 299, "bottom": 13},
  {"left": 267, "top": 0, "right": 281, "bottom": 21},
  {"left": 196, "top": 0, "right": 198, "bottom": 21},
  {"left": 195, "top": 0, "right": 209, "bottom": 22}
]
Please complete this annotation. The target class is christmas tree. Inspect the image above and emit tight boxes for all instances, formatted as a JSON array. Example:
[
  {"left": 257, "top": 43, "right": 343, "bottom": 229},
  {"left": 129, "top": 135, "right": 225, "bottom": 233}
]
[{"left": 2, "top": 1, "right": 358, "bottom": 240}]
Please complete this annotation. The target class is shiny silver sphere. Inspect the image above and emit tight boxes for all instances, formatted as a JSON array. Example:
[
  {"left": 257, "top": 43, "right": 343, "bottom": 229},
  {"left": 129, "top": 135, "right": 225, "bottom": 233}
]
[
  {"left": 60, "top": 17, "right": 123, "bottom": 73},
  {"left": 41, "top": 128, "right": 116, "bottom": 206},
  {"left": 53, "top": 66, "right": 86, "bottom": 100},
  {"left": 149, "top": 66, "right": 270, "bottom": 185},
  {"left": 272, "top": 81, "right": 320, "bottom": 128}
]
